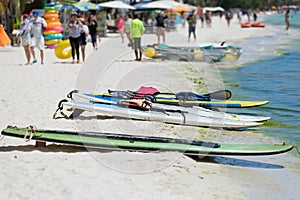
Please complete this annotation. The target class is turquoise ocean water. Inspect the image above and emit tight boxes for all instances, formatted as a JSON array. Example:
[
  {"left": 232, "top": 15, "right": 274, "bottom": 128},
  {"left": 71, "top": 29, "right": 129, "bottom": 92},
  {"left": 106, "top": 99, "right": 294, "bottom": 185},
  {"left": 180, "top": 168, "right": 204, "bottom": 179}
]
[{"left": 220, "top": 12, "right": 300, "bottom": 146}]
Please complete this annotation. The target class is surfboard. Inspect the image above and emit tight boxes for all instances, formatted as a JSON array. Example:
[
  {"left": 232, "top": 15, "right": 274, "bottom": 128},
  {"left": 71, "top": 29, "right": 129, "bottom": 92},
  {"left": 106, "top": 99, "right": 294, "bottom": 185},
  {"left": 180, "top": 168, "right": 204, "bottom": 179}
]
[
  {"left": 63, "top": 101, "right": 262, "bottom": 129},
  {"left": 77, "top": 93, "right": 270, "bottom": 122},
  {"left": 89, "top": 93, "right": 269, "bottom": 108},
  {"left": 1, "top": 126, "right": 295, "bottom": 156}
]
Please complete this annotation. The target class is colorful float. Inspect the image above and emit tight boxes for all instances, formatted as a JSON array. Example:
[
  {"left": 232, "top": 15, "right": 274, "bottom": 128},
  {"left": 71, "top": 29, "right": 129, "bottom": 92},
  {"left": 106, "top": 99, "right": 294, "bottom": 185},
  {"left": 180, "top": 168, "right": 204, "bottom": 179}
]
[
  {"left": 0, "top": 24, "right": 11, "bottom": 47},
  {"left": 43, "top": 5, "right": 64, "bottom": 49},
  {"left": 55, "top": 40, "right": 72, "bottom": 59},
  {"left": 252, "top": 22, "right": 265, "bottom": 27},
  {"left": 240, "top": 22, "right": 251, "bottom": 28}
]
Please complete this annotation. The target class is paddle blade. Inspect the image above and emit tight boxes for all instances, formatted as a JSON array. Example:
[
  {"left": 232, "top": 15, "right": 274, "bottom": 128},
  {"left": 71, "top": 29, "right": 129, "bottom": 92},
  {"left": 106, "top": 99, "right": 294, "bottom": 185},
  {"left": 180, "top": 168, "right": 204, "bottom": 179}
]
[{"left": 207, "top": 90, "right": 232, "bottom": 100}]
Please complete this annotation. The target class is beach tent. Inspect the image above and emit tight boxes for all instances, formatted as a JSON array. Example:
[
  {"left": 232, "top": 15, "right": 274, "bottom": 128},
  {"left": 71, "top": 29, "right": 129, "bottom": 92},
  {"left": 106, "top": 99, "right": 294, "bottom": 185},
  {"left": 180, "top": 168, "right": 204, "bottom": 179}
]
[
  {"left": 203, "top": 7, "right": 224, "bottom": 13},
  {"left": 98, "top": 1, "right": 136, "bottom": 10},
  {"left": 140, "top": 0, "right": 186, "bottom": 9},
  {"left": 73, "top": 0, "right": 101, "bottom": 11}
]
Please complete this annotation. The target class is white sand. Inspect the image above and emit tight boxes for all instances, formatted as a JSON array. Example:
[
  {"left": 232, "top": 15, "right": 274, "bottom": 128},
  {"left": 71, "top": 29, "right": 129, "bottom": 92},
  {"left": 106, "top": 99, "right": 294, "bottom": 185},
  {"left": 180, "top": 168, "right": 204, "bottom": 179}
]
[{"left": 0, "top": 15, "right": 299, "bottom": 199}]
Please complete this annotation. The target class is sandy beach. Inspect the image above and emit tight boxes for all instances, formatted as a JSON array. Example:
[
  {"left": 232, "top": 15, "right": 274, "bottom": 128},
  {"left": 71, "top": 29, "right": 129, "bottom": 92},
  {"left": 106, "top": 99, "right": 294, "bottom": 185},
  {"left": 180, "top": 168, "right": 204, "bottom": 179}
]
[{"left": 1, "top": 15, "right": 299, "bottom": 200}]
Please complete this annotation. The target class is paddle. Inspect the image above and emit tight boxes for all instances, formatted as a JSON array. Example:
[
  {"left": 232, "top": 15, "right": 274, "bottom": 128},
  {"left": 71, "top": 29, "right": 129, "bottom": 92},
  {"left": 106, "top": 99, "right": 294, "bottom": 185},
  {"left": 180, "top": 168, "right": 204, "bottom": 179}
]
[{"left": 107, "top": 89, "right": 232, "bottom": 101}]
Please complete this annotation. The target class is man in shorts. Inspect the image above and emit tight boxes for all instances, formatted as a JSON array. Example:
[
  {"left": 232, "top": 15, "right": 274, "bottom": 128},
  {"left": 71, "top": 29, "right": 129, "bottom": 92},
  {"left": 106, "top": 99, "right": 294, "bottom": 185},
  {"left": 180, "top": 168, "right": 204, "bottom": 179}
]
[
  {"left": 30, "top": 10, "right": 47, "bottom": 64},
  {"left": 155, "top": 12, "right": 167, "bottom": 44},
  {"left": 130, "top": 14, "right": 145, "bottom": 61}
]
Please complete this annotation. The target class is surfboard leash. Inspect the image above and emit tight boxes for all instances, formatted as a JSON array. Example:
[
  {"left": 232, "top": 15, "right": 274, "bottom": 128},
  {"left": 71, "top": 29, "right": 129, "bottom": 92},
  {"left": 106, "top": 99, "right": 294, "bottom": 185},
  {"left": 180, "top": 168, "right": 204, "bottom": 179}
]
[{"left": 52, "top": 99, "right": 70, "bottom": 119}]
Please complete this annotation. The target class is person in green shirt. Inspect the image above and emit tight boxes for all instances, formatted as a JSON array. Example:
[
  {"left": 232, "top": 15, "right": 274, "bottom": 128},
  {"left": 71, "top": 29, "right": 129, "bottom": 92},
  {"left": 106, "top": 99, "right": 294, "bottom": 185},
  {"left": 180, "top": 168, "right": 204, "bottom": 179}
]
[{"left": 130, "top": 14, "right": 145, "bottom": 61}]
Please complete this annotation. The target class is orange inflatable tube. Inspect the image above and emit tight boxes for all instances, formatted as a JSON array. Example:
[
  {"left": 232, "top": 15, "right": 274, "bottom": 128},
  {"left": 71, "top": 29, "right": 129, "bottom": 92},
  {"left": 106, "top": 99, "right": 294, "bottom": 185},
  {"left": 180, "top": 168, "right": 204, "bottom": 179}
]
[
  {"left": 0, "top": 24, "right": 11, "bottom": 47},
  {"left": 47, "top": 21, "right": 62, "bottom": 28},
  {"left": 44, "top": 14, "right": 59, "bottom": 20},
  {"left": 46, "top": 19, "right": 60, "bottom": 24},
  {"left": 45, "top": 10, "right": 59, "bottom": 15}
]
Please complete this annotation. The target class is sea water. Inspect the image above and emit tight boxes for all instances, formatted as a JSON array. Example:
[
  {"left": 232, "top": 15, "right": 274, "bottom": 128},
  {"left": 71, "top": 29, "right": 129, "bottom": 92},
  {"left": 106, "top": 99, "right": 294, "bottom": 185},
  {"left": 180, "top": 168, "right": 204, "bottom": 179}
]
[{"left": 220, "top": 12, "right": 300, "bottom": 146}]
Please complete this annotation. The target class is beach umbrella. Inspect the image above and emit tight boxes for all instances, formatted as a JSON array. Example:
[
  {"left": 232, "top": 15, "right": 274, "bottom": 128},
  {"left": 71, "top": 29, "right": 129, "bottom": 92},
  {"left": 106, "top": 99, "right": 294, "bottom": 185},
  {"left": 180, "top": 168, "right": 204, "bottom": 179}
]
[
  {"left": 98, "top": 1, "right": 136, "bottom": 10},
  {"left": 140, "top": 0, "right": 185, "bottom": 9},
  {"left": 73, "top": 0, "right": 101, "bottom": 11}
]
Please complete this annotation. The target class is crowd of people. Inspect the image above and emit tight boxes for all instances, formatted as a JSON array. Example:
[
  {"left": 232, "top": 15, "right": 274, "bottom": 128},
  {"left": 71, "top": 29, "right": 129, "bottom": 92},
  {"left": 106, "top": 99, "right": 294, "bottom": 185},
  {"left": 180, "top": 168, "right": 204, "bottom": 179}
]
[
  {"left": 18, "top": 10, "right": 100, "bottom": 65},
  {"left": 16, "top": 6, "right": 293, "bottom": 64}
]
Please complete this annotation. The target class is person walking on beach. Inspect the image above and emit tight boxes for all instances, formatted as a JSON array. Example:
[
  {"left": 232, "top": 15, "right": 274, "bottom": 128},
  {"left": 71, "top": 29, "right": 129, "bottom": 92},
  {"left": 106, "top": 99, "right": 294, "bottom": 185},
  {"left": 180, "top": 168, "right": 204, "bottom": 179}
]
[
  {"left": 67, "top": 12, "right": 83, "bottom": 64},
  {"left": 18, "top": 14, "right": 32, "bottom": 65},
  {"left": 197, "top": 6, "right": 204, "bottom": 28},
  {"left": 204, "top": 11, "right": 212, "bottom": 28},
  {"left": 124, "top": 14, "right": 132, "bottom": 47},
  {"left": 88, "top": 15, "right": 98, "bottom": 50},
  {"left": 118, "top": 14, "right": 125, "bottom": 43},
  {"left": 155, "top": 12, "right": 167, "bottom": 44},
  {"left": 79, "top": 18, "right": 89, "bottom": 62},
  {"left": 187, "top": 14, "right": 196, "bottom": 42},
  {"left": 130, "top": 14, "right": 145, "bottom": 61},
  {"left": 285, "top": 9, "right": 290, "bottom": 31},
  {"left": 30, "top": 10, "right": 47, "bottom": 65},
  {"left": 225, "top": 10, "right": 233, "bottom": 27},
  {"left": 253, "top": 11, "right": 257, "bottom": 22}
]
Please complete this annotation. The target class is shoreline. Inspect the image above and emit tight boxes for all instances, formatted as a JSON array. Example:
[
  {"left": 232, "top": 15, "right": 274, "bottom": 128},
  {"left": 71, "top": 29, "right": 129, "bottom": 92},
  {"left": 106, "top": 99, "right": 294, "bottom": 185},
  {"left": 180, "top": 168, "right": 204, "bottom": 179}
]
[{"left": 0, "top": 15, "right": 299, "bottom": 199}]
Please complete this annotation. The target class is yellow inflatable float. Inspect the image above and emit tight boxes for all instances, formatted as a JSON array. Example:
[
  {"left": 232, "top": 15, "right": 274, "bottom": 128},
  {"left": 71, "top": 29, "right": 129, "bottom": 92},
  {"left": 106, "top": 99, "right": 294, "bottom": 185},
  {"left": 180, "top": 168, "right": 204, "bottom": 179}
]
[
  {"left": 144, "top": 47, "right": 156, "bottom": 58},
  {"left": 55, "top": 40, "right": 72, "bottom": 59}
]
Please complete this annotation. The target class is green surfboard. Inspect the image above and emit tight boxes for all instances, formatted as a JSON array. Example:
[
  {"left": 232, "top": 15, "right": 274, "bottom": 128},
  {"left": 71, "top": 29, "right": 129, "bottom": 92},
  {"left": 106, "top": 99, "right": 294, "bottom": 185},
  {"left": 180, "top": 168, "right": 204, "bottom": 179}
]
[{"left": 1, "top": 126, "right": 294, "bottom": 156}]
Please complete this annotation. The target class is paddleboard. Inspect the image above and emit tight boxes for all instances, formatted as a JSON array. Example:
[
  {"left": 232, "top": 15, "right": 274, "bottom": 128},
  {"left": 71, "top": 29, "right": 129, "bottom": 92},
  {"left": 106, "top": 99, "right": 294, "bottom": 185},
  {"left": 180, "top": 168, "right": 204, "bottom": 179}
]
[
  {"left": 78, "top": 93, "right": 270, "bottom": 122},
  {"left": 154, "top": 98, "right": 269, "bottom": 108},
  {"left": 1, "top": 126, "right": 295, "bottom": 156},
  {"left": 63, "top": 101, "right": 262, "bottom": 129},
  {"left": 92, "top": 93, "right": 269, "bottom": 108}
]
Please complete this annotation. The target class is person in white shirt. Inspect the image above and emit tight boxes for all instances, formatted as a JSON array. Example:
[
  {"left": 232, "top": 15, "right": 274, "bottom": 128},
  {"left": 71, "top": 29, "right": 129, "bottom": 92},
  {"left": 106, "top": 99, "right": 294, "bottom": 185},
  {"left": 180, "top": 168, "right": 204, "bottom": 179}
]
[
  {"left": 79, "top": 18, "right": 89, "bottom": 62},
  {"left": 30, "top": 10, "right": 47, "bottom": 64},
  {"left": 18, "top": 14, "right": 32, "bottom": 65}
]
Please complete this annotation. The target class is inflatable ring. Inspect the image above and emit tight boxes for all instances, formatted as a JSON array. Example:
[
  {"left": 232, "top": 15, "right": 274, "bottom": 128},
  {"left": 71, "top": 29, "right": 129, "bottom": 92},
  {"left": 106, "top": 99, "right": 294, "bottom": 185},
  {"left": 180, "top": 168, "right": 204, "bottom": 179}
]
[
  {"left": 55, "top": 40, "right": 72, "bottom": 59},
  {"left": 44, "top": 26, "right": 64, "bottom": 32},
  {"left": 252, "top": 22, "right": 265, "bottom": 27},
  {"left": 47, "top": 22, "right": 62, "bottom": 28},
  {"left": 44, "top": 6, "right": 58, "bottom": 11},
  {"left": 45, "top": 10, "right": 59, "bottom": 15},
  {"left": 241, "top": 22, "right": 251, "bottom": 28},
  {"left": 45, "top": 33, "right": 63, "bottom": 40},
  {"left": 46, "top": 19, "right": 60, "bottom": 24},
  {"left": 44, "top": 30, "right": 60, "bottom": 35},
  {"left": 47, "top": 44, "right": 58, "bottom": 49},
  {"left": 44, "top": 14, "right": 59, "bottom": 20},
  {"left": 45, "top": 39, "right": 59, "bottom": 45}
]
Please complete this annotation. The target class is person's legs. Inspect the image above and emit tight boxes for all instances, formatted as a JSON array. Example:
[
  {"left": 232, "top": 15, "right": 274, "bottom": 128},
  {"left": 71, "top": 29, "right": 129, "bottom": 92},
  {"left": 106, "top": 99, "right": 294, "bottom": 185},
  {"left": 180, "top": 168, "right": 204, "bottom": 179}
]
[
  {"left": 133, "top": 38, "right": 138, "bottom": 61},
  {"left": 134, "top": 50, "right": 138, "bottom": 61},
  {"left": 30, "top": 38, "right": 37, "bottom": 63},
  {"left": 162, "top": 29, "right": 165, "bottom": 44},
  {"left": 75, "top": 37, "right": 80, "bottom": 63},
  {"left": 120, "top": 30, "right": 124, "bottom": 43},
  {"left": 69, "top": 37, "right": 76, "bottom": 63},
  {"left": 40, "top": 50, "right": 44, "bottom": 64},
  {"left": 24, "top": 45, "right": 31, "bottom": 65},
  {"left": 81, "top": 45, "right": 86, "bottom": 62},
  {"left": 137, "top": 38, "right": 142, "bottom": 61},
  {"left": 30, "top": 47, "right": 36, "bottom": 63},
  {"left": 92, "top": 34, "right": 98, "bottom": 49},
  {"left": 157, "top": 28, "right": 161, "bottom": 44}
]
